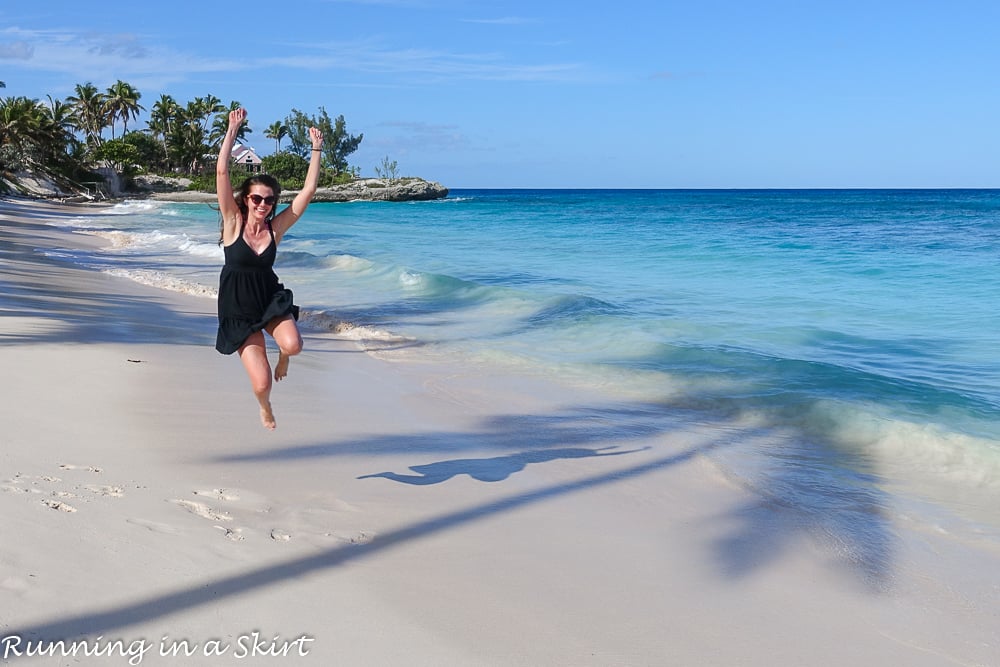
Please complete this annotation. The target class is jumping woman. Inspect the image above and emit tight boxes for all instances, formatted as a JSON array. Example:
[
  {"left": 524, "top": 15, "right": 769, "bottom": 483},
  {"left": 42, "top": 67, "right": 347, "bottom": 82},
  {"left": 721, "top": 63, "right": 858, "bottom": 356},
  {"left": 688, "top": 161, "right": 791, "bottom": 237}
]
[{"left": 215, "top": 107, "right": 323, "bottom": 430}]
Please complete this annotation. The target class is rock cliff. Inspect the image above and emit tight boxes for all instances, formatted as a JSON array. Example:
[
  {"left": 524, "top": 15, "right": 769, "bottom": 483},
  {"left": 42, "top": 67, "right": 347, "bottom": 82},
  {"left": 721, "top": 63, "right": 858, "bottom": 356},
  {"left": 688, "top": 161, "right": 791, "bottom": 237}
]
[
  {"left": 138, "top": 175, "right": 448, "bottom": 203},
  {"left": 312, "top": 178, "right": 449, "bottom": 202}
]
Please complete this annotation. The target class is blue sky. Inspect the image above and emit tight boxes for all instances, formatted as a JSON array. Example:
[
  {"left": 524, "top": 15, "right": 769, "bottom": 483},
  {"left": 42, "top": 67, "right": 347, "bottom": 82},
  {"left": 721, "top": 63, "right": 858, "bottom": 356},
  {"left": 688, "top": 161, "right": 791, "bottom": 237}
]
[{"left": 2, "top": 1, "right": 999, "bottom": 188}]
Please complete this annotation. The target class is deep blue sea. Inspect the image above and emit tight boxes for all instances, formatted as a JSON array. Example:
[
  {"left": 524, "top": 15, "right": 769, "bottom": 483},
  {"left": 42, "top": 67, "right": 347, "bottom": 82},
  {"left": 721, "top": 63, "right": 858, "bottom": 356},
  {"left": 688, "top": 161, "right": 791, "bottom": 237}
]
[{"left": 52, "top": 189, "right": 1000, "bottom": 540}]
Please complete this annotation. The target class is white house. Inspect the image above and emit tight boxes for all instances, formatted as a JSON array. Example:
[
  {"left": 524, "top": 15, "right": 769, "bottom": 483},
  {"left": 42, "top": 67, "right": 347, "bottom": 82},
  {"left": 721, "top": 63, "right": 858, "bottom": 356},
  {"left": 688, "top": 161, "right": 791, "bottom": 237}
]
[{"left": 231, "top": 144, "right": 262, "bottom": 173}]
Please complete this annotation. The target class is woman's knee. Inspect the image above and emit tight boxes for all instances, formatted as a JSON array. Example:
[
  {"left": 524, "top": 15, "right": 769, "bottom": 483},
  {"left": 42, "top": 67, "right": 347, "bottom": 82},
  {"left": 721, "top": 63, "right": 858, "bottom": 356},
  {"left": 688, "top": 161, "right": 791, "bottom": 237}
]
[
  {"left": 271, "top": 318, "right": 303, "bottom": 356},
  {"left": 250, "top": 373, "right": 272, "bottom": 396},
  {"left": 282, "top": 335, "right": 303, "bottom": 356},
  {"left": 238, "top": 335, "right": 273, "bottom": 394}
]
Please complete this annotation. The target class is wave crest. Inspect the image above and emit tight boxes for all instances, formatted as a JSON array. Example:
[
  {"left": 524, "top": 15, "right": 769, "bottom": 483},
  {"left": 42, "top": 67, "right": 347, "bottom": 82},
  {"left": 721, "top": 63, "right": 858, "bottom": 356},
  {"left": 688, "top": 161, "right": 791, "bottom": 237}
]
[{"left": 103, "top": 268, "right": 217, "bottom": 299}]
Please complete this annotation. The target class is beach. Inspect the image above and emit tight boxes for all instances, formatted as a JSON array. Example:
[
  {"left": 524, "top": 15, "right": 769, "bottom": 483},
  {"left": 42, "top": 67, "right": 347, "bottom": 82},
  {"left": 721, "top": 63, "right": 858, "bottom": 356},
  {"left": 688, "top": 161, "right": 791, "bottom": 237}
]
[{"left": 2, "top": 195, "right": 998, "bottom": 666}]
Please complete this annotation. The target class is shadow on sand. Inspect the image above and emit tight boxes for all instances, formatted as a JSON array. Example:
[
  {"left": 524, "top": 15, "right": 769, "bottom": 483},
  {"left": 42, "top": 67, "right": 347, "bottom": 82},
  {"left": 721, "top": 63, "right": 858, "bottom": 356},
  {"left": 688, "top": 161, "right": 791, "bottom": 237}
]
[
  {"left": 5, "top": 400, "right": 895, "bottom": 646},
  {"left": 357, "top": 446, "right": 649, "bottom": 484}
]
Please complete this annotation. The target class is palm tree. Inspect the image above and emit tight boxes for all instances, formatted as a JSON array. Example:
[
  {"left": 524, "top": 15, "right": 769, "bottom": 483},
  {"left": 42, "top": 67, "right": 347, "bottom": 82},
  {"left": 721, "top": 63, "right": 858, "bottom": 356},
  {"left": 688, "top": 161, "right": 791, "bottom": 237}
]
[
  {"left": 168, "top": 103, "right": 205, "bottom": 174},
  {"left": 105, "top": 80, "right": 143, "bottom": 139},
  {"left": 42, "top": 96, "right": 79, "bottom": 148},
  {"left": 265, "top": 121, "right": 288, "bottom": 152},
  {"left": 36, "top": 96, "right": 83, "bottom": 172},
  {"left": 0, "top": 96, "right": 46, "bottom": 170},
  {"left": 148, "top": 94, "right": 178, "bottom": 167},
  {"left": 169, "top": 96, "right": 226, "bottom": 174},
  {"left": 66, "top": 82, "right": 107, "bottom": 149}
]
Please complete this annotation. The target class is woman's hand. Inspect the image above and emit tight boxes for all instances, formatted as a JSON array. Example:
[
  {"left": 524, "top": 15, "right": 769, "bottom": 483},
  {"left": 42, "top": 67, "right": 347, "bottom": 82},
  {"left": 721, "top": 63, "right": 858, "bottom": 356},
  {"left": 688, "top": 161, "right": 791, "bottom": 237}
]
[
  {"left": 229, "top": 108, "right": 247, "bottom": 134},
  {"left": 308, "top": 126, "right": 323, "bottom": 150}
]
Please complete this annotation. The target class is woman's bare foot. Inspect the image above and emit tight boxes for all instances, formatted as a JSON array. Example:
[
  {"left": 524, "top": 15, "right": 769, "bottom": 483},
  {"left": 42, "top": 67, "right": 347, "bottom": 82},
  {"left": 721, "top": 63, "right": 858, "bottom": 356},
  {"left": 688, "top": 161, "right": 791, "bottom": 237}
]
[
  {"left": 274, "top": 352, "right": 290, "bottom": 382},
  {"left": 260, "top": 402, "right": 276, "bottom": 430}
]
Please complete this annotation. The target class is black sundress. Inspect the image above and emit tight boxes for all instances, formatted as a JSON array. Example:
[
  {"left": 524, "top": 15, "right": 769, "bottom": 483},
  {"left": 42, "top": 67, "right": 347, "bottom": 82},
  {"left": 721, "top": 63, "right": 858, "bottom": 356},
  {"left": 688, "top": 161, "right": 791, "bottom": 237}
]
[{"left": 215, "top": 222, "right": 299, "bottom": 355}]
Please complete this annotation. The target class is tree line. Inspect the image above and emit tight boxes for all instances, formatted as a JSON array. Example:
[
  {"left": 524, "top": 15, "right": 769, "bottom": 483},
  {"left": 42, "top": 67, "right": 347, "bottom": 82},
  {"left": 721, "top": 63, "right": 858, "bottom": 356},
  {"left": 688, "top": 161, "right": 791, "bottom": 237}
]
[{"left": 0, "top": 79, "right": 364, "bottom": 194}]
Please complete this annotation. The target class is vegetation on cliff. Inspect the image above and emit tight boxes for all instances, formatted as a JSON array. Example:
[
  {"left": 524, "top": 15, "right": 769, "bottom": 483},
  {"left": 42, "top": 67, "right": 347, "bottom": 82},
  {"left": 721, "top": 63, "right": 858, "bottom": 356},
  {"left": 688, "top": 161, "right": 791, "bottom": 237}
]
[{"left": 0, "top": 79, "right": 443, "bottom": 200}]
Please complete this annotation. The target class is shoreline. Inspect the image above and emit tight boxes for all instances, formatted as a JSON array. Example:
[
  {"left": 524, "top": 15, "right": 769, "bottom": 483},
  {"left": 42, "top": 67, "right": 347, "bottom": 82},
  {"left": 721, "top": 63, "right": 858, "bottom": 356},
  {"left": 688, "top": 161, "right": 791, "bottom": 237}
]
[{"left": 2, "top": 195, "right": 998, "bottom": 665}]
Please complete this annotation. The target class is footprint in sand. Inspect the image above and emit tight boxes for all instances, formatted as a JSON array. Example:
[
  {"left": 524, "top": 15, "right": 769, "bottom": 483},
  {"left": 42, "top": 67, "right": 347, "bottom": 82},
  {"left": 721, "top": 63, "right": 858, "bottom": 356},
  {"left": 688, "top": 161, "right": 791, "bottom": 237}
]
[
  {"left": 218, "top": 526, "right": 245, "bottom": 542},
  {"left": 171, "top": 492, "right": 246, "bottom": 542},
  {"left": 170, "top": 499, "right": 233, "bottom": 523},
  {"left": 174, "top": 489, "right": 297, "bottom": 544},
  {"left": 41, "top": 499, "right": 77, "bottom": 513}
]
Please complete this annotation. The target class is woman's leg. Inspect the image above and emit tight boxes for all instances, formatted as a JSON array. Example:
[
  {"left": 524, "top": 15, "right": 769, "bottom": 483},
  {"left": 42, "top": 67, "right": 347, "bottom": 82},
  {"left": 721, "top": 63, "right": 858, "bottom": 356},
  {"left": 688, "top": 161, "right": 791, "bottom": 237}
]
[
  {"left": 238, "top": 331, "right": 276, "bottom": 430},
  {"left": 267, "top": 315, "right": 303, "bottom": 382}
]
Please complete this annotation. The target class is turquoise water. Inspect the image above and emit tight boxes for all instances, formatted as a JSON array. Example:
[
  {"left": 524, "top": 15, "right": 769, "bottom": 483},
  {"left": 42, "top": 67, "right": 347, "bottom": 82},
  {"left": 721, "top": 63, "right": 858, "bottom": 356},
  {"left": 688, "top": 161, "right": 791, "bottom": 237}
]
[{"left": 54, "top": 189, "right": 1000, "bottom": 539}]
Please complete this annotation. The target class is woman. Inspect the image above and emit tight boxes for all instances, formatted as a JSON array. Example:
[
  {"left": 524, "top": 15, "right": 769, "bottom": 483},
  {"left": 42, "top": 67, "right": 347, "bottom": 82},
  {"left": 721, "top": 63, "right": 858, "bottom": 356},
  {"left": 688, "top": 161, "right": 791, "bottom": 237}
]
[{"left": 215, "top": 107, "right": 323, "bottom": 430}]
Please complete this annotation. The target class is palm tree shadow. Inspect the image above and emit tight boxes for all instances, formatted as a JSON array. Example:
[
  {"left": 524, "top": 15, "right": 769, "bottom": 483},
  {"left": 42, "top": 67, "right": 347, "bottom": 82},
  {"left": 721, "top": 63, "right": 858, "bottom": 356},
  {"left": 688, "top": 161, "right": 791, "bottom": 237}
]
[
  {"left": 2, "top": 403, "right": 899, "bottom": 647},
  {"left": 357, "top": 446, "right": 649, "bottom": 485},
  {"left": 3, "top": 437, "right": 720, "bottom": 646},
  {"left": 215, "top": 401, "right": 897, "bottom": 592},
  {"left": 704, "top": 423, "right": 897, "bottom": 590}
]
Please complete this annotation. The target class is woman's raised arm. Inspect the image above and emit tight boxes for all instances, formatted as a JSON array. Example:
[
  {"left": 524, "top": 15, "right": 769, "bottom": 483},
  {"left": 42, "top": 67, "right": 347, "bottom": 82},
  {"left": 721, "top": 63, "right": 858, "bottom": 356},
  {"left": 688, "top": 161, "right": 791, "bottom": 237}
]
[
  {"left": 272, "top": 126, "right": 324, "bottom": 242},
  {"left": 217, "top": 108, "right": 246, "bottom": 243}
]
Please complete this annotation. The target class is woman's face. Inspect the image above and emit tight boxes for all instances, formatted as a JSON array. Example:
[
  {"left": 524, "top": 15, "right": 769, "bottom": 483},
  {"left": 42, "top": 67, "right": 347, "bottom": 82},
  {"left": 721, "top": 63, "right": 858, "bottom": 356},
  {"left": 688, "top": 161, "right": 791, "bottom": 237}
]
[{"left": 245, "top": 185, "right": 276, "bottom": 220}]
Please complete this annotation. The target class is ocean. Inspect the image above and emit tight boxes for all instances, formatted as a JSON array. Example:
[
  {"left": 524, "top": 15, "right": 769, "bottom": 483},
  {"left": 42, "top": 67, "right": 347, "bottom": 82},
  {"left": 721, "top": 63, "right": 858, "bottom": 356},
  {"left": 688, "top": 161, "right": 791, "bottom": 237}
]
[{"left": 48, "top": 188, "right": 1000, "bottom": 546}]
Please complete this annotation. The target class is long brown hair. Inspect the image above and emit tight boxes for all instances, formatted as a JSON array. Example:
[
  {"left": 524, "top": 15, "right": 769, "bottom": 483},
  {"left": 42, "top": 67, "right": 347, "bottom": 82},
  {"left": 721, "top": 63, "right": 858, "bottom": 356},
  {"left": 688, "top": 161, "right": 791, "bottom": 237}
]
[{"left": 218, "top": 174, "right": 282, "bottom": 244}]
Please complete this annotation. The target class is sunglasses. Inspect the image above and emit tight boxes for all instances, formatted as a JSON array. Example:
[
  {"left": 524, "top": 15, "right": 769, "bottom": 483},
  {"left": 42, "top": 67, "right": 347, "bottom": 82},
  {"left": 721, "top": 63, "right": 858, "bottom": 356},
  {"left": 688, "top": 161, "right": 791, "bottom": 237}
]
[{"left": 248, "top": 194, "right": 277, "bottom": 207}]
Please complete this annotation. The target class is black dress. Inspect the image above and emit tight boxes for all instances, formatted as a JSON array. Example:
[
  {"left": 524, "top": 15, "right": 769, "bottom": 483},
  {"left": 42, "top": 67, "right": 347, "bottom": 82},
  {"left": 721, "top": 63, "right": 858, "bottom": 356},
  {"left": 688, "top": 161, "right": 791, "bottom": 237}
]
[{"left": 215, "top": 222, "right": 299, "bottom": 355}]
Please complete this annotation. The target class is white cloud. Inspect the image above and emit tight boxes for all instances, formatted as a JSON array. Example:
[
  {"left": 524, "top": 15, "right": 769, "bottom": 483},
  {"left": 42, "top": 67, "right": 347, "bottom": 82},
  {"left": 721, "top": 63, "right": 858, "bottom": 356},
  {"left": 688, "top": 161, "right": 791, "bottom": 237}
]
[
  {"left": 268, "top": 38, "right": 582, "bottom": 82},
  {"left": 0, "top": 41, "right": 33, "bottom": 59},
  {"left": 3, "top": 22, "right": 583, "bottom": 89},
  {"left": 82, "top": 32, "right": 149, "bottom": 59},
  {"left": 0, "top": 27, "right": 247, "bottom": 85}
]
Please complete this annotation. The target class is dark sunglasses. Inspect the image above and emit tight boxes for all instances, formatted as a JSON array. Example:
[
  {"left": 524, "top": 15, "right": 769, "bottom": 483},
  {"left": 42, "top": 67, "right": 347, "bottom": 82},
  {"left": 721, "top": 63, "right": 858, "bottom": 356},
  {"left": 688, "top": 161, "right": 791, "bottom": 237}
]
[{"left": 248, "top": 194, "right": 277, "bottom": 206}]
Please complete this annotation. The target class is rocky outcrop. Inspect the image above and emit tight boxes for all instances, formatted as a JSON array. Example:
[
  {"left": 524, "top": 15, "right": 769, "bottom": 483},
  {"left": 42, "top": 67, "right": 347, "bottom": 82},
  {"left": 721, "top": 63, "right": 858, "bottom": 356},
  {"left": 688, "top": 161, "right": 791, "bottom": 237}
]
[
  {"left": 146, "top": 177, "right": 449, "bottom": 203},
  {"left": 311, "top": 178, "right": 448, "bottom": 202},
  {"left": 132, "top": 174, "right": 193, "bottom": 193}
]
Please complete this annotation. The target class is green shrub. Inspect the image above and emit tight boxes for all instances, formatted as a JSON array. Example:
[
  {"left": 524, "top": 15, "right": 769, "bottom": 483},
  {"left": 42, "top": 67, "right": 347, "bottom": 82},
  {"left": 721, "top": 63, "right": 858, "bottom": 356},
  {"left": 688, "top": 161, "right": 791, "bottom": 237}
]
[{"left": 262, "top": 152, "right": 308, "bottom": 183}]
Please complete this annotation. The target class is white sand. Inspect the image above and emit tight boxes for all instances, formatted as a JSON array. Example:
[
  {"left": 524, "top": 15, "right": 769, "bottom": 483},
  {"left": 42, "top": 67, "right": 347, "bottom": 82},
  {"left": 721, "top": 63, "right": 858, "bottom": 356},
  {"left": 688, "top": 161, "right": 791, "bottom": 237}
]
[{"left": 1, "top": 197, "right": 998, "bottom": 666}]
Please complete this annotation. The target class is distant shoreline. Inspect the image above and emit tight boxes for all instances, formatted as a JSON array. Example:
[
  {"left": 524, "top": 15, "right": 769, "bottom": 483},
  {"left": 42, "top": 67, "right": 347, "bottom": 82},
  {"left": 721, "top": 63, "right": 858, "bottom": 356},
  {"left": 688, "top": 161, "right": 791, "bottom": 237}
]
[
  {"left": 3, "top": 171, "right": 448, "bottom": 204},
  {"left": 147, "top": 177, "right": 448, "bottom": 204}
]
